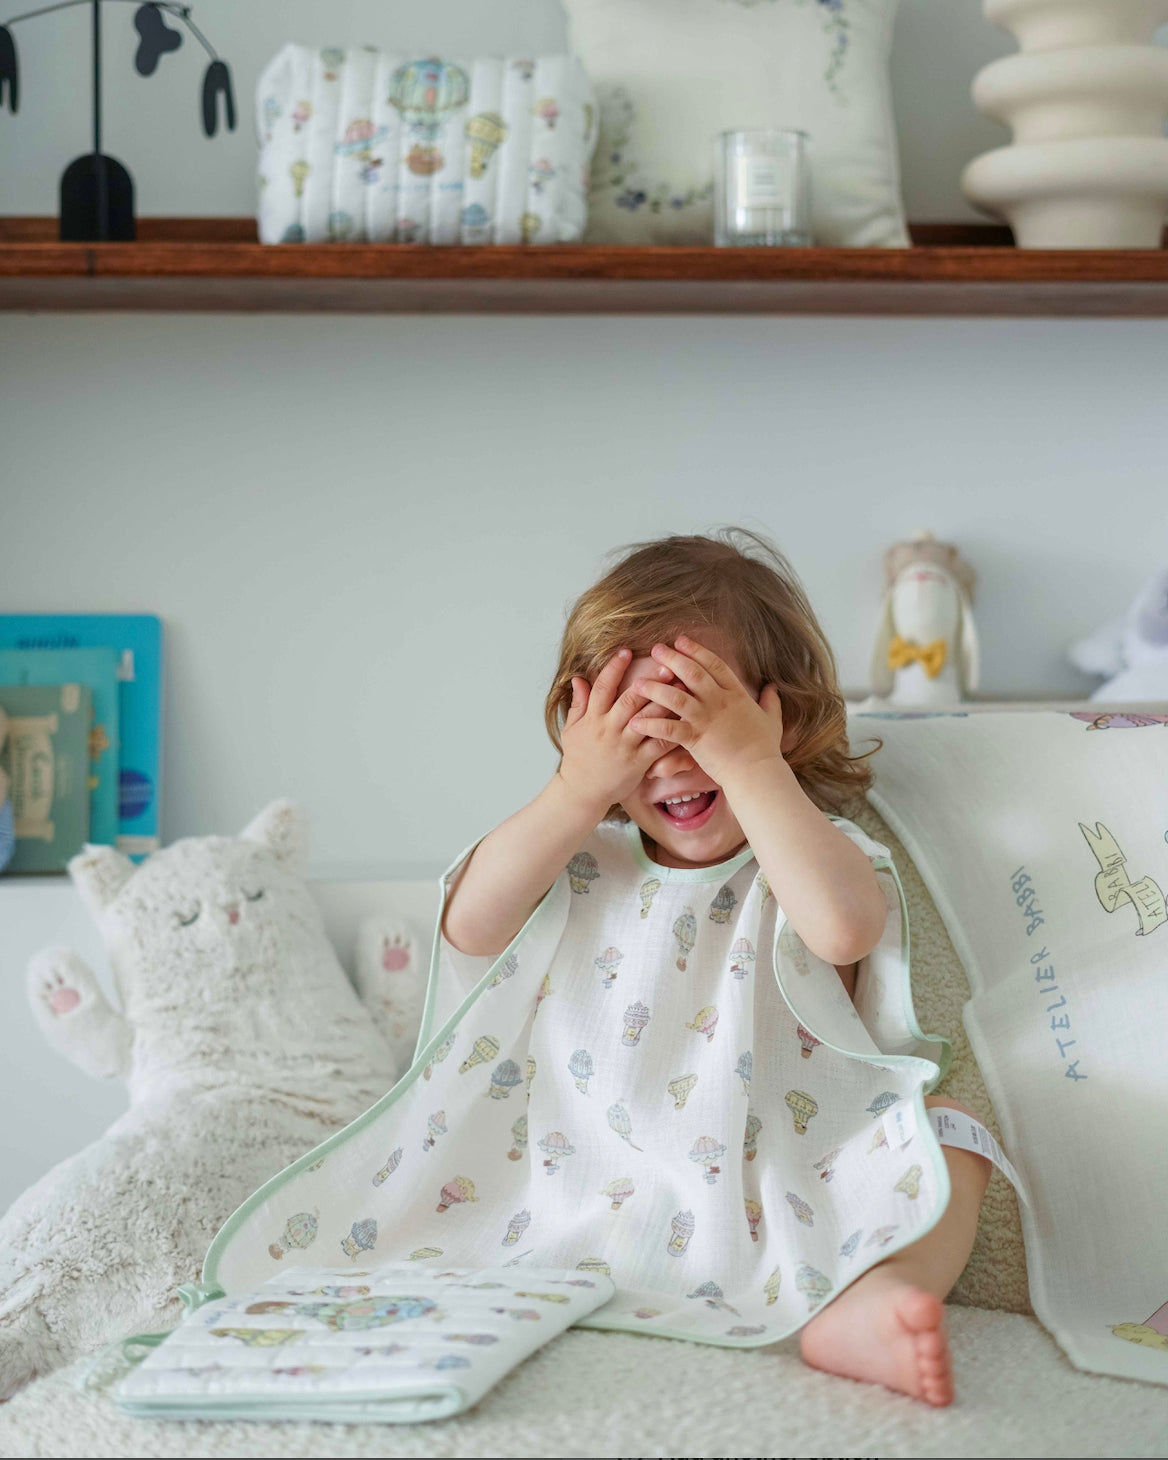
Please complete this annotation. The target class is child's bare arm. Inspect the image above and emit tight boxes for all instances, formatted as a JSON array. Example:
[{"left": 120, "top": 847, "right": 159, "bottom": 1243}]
[
  {"left": 442, "top": 648, "right": 674, "bottom": 958},
  {"left": 441, "top": 774, "right": 607, "bottom": 956}
]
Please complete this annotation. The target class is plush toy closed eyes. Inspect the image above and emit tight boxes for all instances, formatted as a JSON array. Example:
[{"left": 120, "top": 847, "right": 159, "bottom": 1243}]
[{"left": 0, "top": 799, "right": 423, "bottom": 1400}]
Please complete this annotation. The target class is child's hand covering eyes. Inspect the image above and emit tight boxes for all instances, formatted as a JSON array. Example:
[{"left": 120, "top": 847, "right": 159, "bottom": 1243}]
[
  {"left": 558, "top": 648, "right": 682, "bottom": 814},
  {"left": 627, "top": 636, "right": 789, "bottom": 787}
]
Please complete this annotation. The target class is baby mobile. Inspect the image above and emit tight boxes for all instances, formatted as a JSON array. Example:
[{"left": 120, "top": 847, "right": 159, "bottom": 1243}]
[{"left": 0, "top": 0, "right": 235, "bottom": 239}]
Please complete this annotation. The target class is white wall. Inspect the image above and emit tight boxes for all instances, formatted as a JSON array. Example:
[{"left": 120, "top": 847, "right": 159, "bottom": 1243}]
[{"left": 0, "top": 0, "right": 1164, "bottom": 883}]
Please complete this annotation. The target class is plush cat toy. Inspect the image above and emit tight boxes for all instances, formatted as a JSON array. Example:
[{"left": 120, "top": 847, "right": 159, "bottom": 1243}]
[
  {"left": 1067, "top": 560, "right": 1168, "bottom": 701},
  {"left": 0, "top": 799, "right": 425, "bottom": 1400}
]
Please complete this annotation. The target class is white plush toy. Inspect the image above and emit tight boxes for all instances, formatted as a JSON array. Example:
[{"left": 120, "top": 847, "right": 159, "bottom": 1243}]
[
  {"left": 0, "top": 799, "right": 425, "bottom": 1400},
  {"left": 865, "top": 529, "right": 981, "bottom": 707},
  {"left": 1067, "top": 561, "right": 1168, "bottom": 702}
]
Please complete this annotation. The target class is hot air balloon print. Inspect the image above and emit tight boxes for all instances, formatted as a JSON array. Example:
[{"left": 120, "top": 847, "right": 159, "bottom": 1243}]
[
  {"left": 726, "top": 1325, "right": 767, "bottom": 1337},
  {"left": 567, "top": 851, "right": 600, "bottom": 893},
  {"left": 595, "top": 945, "right": 623, "bottom": 988},
  {"left": 409, "top": 1247, "right": 443, "bottom": 1260},
  {"left": 459, "top": 1034, "right": 500, "bottom": 1074},
  {"left": 621, "top": 1001, "right": 651, "bottom": 1047},
  {"left": 601, "top": 1177, "right": 635, "bottom": 1210},
  {"left": 687, "top": 1280, "right": 738, "bottom": 1314},
  {"left": 785, "top": 1089, "right": 818, "bottom": 1135},
  {"left": 489, "top": 1307, "right": 542, "bottom": 1321},
  {"left": 784, "top": 1191, "right": 814, "bottom": 1226},
  {"left": 488, "top": 951, "right": 519, "bottom": 988},
  {"left": 508, "top": 1113, "right": 528, "bottom": 1160},
  {"left": 763, "top": 1266, "right": 782, "bottom": 1305},
  {"left": 729, "top": 937, "right": 755, "bottom": 979},
  {"left": 502, "top": 1209, "right": 531, "bottom": 1246},
  {"left": 289, "top": 158, "right": 310, "bottom": 198},
  {"left": 212, "top": 1327, "right": 302, "bottom": 1347},
  {"left": 388, "top": 58, "right": 471, "bottom": 142},
  {"left": 422, "top": 1113, "right": 446, "bottom": 1152},
  {"left": 373, "top": 1148, "right": 403, "bottom": 1186},
  {"left": 864, "top": 1225, "right": 900, "bottom": 1248},
  {"left": 709, "top": 884, "right": 737, "bottom": 924},
  {"left": 335, "top": 117, "right": 388, "bottom": 184},
  {"left": 520, "top": 212, "right": 542, "bottom": 245},
  {"left": 633, "top": 1306, "right": 662, "bottom": 1319},
  {"left": 341, "top": 1218, "right": 378, "bottom": 1258},
  {"left": 529, "top": 158, "right": 555, "bottom": 194},
  {"left": 291, "top": 99, "right": 312, "bottom": 131},
  {"left": 1110, "top": 1297, "right": 1168, "bottom": 1350},
  {"left": 525, "top": 1056, "right": 537, "bottom": 1097},
  {"left": 436, "top": 1176, "right": 477, "bottom": 1213},
  {"left": 869, "top": 1124, "right": 888, "bottom": 1153},
  {"left": 735, "top": 1051, "right": 752, "bottom": 1094},
  {"left": 894, "top": 1164, "right": 923, "bottom": 1199},
  {"left": 689, "top": 1135, "right": 726, "bottom": 1185},
  {"left": 867, "top": 1091, "right": 900, "bottom": 1119},
  {"left": 423, "top": 1030, "right": 456, "bottom": 1080},
  {"left": 534, "top": 96, "right": 559, "bottom": 128},
  {"left": 568, "top": 1048, "right": 594, "bottom": 1093},
  {"left": 538, "top": 1130, "right": 575, "bottom": 1174},
  {"left": 755, "top": 870, "right": 772, "bottom": 904},
  {"left": 487, "top": 1059, "right": 522, "bottom": 1100},
  {"left": 667, "top": 1073, "right": 698, "bottom": 1110},
  {"left": 639, "top": 877, "right": 661, "bottom": 918},
  {"left": 839, "top": 1230, "right": 862, "bottom": 1257},
  {"left": 607, "top": 1101, "right": 643, "bottom": 1151},
  {"left": 796, "top": 1263, "right": 833, "bottom": 1312},
  {"left": 744, "top": 1198, "right": 763, "bottom": 1242},
  {"left": 743, "top": 1111, "right": 762, "bottom": 1161},
  {"left": 686, "top": 1005, "right": 719, "bottom": 1043},
  {"left": 320, "top": 47, "right": 344, "bottom": 81},
  {"left": 268, "top": 1210, "right": 318, "bottom": 1261},
  {"left": 535, "top": 973, "right": 552, "bottom": 1013},
  {"left": 673, "top": 907, "right": 697, "bottom": 970},
  {"left": 813, "top": 1147, "right": 840, "bottom": 1182},
  {"left": 797, "top": 1025, "right": 821, "bottom": 1060},
  {"left": 666, "top": 1209, "right": 695, "bottom": 1257},
  {"left": 465, "top": 110, "right": 507, "bottom": 177}
]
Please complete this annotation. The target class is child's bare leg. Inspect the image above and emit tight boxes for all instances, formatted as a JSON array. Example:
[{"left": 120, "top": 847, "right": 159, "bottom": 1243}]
[{"left": 798, "top": 1097, "right": 992, "bottom": 1408}]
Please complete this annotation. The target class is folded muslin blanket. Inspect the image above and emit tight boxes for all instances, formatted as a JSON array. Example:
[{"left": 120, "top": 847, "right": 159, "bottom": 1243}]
[
  {"left": 112, "top": 1264, "right": 613, "bottom": 1422},
  {"left": 256, "top": 46, "right": 597, "bottom": 244},
  {"left": 190, "top": 816, "right": 1003, "bottom": 1351}
]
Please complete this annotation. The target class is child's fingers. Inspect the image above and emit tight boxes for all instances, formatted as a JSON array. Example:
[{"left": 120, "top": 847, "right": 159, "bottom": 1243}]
[
  {"left": 586, "top": 648, "right": 632, "bottom": 717},
  {"left": 564, "top": 677, "right": 588, "bottom": 727}
]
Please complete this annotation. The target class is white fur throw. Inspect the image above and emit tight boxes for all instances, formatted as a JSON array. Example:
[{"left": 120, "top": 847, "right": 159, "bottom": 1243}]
[{"left": 0, "top": 799, "right": 425, "bottom": 1401}]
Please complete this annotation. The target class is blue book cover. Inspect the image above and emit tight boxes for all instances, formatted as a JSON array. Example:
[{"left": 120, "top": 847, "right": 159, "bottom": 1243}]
[
  {"left": 0, "top": 647, "right": 120, "bottom": 846},
  {"left": 0, "top": 616, "right": 163, "bottom": 860},
  {"left": 0, "top": 682, "right": 92, "bottom": 872}
]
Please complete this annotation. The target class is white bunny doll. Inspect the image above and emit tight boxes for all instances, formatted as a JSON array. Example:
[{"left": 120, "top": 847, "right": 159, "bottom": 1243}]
[
  {"left": 1067, "top": 561, "right": 1168, "bottom": 702},
  {"left": 866, "top": 530, "right": 980, "bottom": 707}
]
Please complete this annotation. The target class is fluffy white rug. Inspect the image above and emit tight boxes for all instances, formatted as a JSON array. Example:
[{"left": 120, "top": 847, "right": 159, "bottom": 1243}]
[{"left": 2, "top": 1307, "right": 1165, "bottom": 1459}]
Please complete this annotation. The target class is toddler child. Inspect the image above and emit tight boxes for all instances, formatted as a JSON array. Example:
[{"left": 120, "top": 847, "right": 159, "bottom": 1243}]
[{"left": 441, "top": 527, "right": 990, "bottom": 1407}]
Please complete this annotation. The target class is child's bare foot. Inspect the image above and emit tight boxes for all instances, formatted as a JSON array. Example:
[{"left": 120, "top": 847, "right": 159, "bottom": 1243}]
[{"left": 798, "top": 1265, "right": 954, "bottom": 1407}]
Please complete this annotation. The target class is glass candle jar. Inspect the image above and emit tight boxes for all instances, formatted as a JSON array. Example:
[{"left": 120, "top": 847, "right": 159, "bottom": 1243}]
[{"left": 714, "top": 129, "right": 811, "bottom": 247}]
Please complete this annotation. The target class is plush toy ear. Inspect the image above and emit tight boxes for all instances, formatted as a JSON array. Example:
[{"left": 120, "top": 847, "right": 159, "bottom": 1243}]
[
  {"left": 868, "top": 589, "right": 896, "bottom": 698},
  {"left": 240, "top": 798, "right": 309, "bottom": 876},
  {"left": 956, "top": 588, "right": 981, "bottom": 696},
  {"left": 69, "top": 843, "right": 136, "bottom": 917}
]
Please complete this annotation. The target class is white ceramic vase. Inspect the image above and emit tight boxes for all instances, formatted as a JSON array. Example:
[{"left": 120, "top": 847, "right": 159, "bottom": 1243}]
[{"left": 961, "top": 0, "right": 1168, "bottom": 247}]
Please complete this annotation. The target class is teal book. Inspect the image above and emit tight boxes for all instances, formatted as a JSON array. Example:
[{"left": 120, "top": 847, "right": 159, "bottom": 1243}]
[
  {"left": 0, "top": 647, "right": 120, "bottom": 846},
  {"left": 0, "top": 616, "right": 162, "bottom": 860},
  {"left": 0, "top": 683, "right": 92, "bottom": 873}
]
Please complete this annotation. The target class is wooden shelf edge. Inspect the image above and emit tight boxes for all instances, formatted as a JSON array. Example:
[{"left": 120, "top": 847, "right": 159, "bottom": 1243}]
[{"left": 2, "top": 218, "right": 1167, "bottom": 316}]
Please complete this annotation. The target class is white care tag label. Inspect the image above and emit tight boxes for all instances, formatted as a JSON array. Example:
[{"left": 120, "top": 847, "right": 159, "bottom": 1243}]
[
  {"left": 882, "top": 1099, "right": 918, "bottom": 1150},
  {"left": 928, "top": 1106, "right": 1030, "bottom": 1208}
]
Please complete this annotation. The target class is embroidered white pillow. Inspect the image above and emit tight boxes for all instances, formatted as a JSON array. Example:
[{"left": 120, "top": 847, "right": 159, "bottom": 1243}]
[{"left": 563, "top": 0, "right": 908, "bottom": 247}]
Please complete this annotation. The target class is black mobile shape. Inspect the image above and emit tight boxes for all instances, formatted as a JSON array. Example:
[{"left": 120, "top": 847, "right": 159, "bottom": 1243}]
[
  {"left": 133, "top": 1, "right": 180, "bottom": 76},
  {"left": 0, "top": 0, "right": 236, "bottom": 240}
]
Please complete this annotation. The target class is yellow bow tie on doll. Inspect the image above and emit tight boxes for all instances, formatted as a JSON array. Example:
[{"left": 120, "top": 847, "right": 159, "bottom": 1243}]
[{"left": 887, "top": 635, "right": 947, "bottom": 678}]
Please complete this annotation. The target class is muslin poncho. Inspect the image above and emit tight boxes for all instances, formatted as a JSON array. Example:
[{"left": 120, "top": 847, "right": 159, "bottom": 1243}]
[{"left": 202, "top": 815, "right": 953, "bottom": 1348}]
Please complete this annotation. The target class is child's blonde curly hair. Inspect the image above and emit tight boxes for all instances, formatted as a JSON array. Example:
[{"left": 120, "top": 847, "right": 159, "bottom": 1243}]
[{"left": 544, "top": 526, "right": 881, "bottom": 822}]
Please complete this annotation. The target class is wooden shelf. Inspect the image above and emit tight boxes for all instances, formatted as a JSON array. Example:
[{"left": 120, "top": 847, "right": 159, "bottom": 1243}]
[{"left": 2, "top": 218, "right": 1167, "bottom": 315}]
